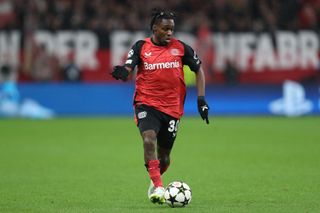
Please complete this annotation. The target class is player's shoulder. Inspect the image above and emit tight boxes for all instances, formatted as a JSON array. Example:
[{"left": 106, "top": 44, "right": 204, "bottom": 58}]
[
  {"left": 130, "top": 39, "right": 146, "bottom": 53},
  {"left": 175, "top": 39, "right": 193, "bottom": 50},
  {"left": 133, "top": 39, "right": 146, "bottom": 47},
  {"left": 168, "top": 38, "right": 184, "bottom": 49},
  {"left": 171, "top": 39, "right": 195, "bottom": 55},
  {"left": 170, "top": 38, "right": 183, "bottom": 45}
]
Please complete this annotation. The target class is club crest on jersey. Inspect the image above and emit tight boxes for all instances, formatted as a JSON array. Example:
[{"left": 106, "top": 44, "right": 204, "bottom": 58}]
[
  {"left": 170, "top": 48, "right": 180, "bottom": 56},
  {"left": 193, "top": 51, "right": 200, "bottom": 64},
  {"left": 138, "top": 111, "right": 147, "bottom": 119},
  {"left": 144, "top": 52, "right": 152, "bottom": 58},
  {"left": 125, "top": 59, "right": 132, "bottom": 64}
]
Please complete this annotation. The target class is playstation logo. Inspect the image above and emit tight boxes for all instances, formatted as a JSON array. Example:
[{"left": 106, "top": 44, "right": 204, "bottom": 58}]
[{"left": 269, "top": 80, "right": 313, "bottom": 117}]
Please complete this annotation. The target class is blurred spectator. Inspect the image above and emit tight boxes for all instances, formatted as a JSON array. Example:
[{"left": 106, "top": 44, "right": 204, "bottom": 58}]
[
  {"left": 195, "top": 20, "right": 215, "bottom": 81},
  {"left": 0, "top": 63, "right": 20, "bottom": 117},
  {"left": 226, "top": 0, "right": 252, "bottom": 32},
  {"left": 257, "top": 0, "right": 279, "bottom": 32},
  {"left": 0, "top": 63, "right": 19, "bottom": 102},
  {"left": 1, "top": 0, "right": 319, "bottom": 83},
  {"left": 0, "top": 61, "right": 55, "bottom": 119},
  {"left": 0, "top": 0, "right": 15, "bottom": 29},
  {"left": 223, "top": 59, "right": 239, "bottom": 86},
  {"left": 299, "top": 0, "right": 319, "bottom": 30},
  {"left": 61, "top": 51, "right": 81, "bottom": 82},
  {"left": 1, "top": 0, "right": 318, "bottom": 32},
  {"left": 277, "top": 0, "right": 300, "bottom": 30},
  {"left": 31, "top": 44, "right": 60, "bottom": 81}
]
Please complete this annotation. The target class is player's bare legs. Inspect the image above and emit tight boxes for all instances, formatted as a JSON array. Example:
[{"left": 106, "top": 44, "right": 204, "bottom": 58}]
[
  {"left": 142, "top": 130, "right": 165, "bottom": 204},
  {"left": 158, "top": 146, "right": 171, "bottom": 174},
  {"left": 142, "top": 130, "right": 157, "bottom": 162}
]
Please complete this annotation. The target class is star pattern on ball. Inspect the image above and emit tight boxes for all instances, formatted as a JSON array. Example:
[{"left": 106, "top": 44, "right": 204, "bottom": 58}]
[{"left": 164, "top": 181, "right": 192, "bottom": 208}]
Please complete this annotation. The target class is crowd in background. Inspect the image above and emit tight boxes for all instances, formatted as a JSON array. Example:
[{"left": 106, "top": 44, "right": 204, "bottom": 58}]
[
  {"left": 0, "top": 0, "right": 319, "bottom": 32},
  {"left": 0, "top": 0, "right": 320, "bottom": 83},
  {"left": 1, "top": 0, "right": 319, "bottom": 118}
]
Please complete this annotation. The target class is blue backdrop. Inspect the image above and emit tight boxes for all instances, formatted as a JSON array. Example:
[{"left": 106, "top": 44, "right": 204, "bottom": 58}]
[{"left": 17, "top": 82, "right": 320, "bottom": 116}]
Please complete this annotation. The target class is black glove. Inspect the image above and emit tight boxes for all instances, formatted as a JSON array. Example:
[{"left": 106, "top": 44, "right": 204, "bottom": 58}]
[
  {"left": 111, "top": 66, "right": 129, "bottom": 81},
  {"left": 197, "top": 96, "right": 210, "bottom": 124}
]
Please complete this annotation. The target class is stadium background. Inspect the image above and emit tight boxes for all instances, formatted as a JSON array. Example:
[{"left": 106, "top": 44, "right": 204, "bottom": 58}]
[
  {"left": 1, "top": 1, "right": 320, "bottom": 213},
  {"left": 1, "top": 0, "right": 320, "bottom": 117}
]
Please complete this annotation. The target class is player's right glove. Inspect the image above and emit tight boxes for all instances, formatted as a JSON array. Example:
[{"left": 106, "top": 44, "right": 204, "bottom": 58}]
[
  {"left": 197, "top": 96, "right": 210, "bottom": 124},
  {"left": 111, "top": 65, "right": 129, "bottom": 81}
]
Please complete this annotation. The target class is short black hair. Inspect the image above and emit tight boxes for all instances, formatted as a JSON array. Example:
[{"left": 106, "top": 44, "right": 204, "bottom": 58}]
[{"left": 150, "top": 9, "right": 175, "bottom": 30}]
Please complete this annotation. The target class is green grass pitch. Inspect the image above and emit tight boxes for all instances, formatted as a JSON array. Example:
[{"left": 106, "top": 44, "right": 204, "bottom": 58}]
[{"left": 0, "top": 116, "right": 320, "bottom": 213}]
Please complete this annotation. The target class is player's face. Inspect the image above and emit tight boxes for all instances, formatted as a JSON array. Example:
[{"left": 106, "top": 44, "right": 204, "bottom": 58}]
[{"left": 153, "top": 19, "right": 174, "bottom": 46}]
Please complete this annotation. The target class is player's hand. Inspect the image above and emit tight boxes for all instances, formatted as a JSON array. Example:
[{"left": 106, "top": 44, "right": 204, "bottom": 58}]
[
  {"left": 111, "top": 66, "right": 129, "bottom": 81},
  {"left": 197, "top": 96, "right": 209, "bottom": 124}
]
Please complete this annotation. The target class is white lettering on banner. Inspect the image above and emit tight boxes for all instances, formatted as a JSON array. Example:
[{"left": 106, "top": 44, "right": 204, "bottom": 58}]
[
  {"left": 56, "top": 31, "right": 74, "bottom": 60},
  {"left": 238, "top": 33, "right": 255, "bottom": 70},
  {"left": 34, "top": 31, "right": 98, "bottom": 69},
  {"left": 213, "top": 34, "right": 237, "bottom": 71},
  {"left": 75, "top": 31, "right": 98, "bottom": 69},
  {"left": 277, "top": 32, "right": 298, "bottom": 69},
  {"left": 0, "top": 31, "right": 20, "bottom": 67},
  {"left": 34, "top": 31, "right": 55, "bottom": 54},
  {"left": 2, "top": 30, "right": 319, "bottom": 74},
  {"left": 299, "top": 31, "right": 319, "bottom": 69},
  {"left": 110, "top": 31, "right": 145, "bottom": 66},
  {"left": 144, "top": 61, "right": 180, "bottom": 70},
  {"left": 254, "top": 34, "right": 275, "bottom": 70},
  {"left": 212, "top": 31, "right": 319, "bottom": 71}
]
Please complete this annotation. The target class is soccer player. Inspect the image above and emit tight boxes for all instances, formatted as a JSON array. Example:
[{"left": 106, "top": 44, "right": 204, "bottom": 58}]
[{"left": 111, "top": 9, "right": 210, "bottom": 204}]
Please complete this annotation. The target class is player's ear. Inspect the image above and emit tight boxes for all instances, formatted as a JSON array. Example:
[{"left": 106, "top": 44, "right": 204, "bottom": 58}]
[{"left": 152, "top": 24, "right": 157, "bottom": 32}]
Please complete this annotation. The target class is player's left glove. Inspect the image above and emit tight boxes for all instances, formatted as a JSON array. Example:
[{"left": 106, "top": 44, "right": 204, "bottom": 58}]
[
  {"left": 111, "top": 65, "right": 129, "bottom": 81},
  {"left": 197, "top": 96, "right": 210, "bottom": 124}
]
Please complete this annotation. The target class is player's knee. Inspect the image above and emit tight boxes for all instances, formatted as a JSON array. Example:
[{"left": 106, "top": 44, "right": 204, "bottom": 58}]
[{"left": 142, "top": 131, "right": 157, "bottom": 149}]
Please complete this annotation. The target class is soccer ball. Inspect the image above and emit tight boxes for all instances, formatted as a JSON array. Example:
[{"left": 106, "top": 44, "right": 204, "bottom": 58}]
[{"left": 164, "top": 181, "right": 192, "bottom": 207}]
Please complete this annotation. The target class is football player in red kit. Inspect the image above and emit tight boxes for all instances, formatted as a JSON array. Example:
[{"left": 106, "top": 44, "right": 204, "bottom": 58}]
[{"left": 111, "top": 9, "right": 210, "bottom": 204}]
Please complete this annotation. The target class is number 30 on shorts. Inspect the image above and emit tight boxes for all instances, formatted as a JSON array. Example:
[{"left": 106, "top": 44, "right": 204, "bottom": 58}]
[{"left": 168, "top": 120, "right": 180, "bottom": 132}]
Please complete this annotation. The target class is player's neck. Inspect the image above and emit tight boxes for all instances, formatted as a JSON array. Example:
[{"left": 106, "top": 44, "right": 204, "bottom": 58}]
[{"left": 151, "top": 36, "right": 167, "bottom": 46}]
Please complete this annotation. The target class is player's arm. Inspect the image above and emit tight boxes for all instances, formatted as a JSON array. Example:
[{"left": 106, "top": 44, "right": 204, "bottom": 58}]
[
  {"left": 195, "top": 66, "right": 209, "bottom": 124},
  {"left": 195, "top": 66, "right": 205, "bottom": 97},
  {"left": 181, "top": 41, "right": 210, "bottom": 124},
  {"left": 111, "top": 40, "right": 144, "bottom": 81}
]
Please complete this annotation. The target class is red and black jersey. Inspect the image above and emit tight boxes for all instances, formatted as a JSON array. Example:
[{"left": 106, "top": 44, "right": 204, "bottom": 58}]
[{"left": 125, "top": 37, "right": 201, "bottom": 119}]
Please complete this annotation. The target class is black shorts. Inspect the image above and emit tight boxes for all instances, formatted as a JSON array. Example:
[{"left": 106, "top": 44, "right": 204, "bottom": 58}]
[{"left": 135, "top": 104, "right": 180, "bottom": 150}]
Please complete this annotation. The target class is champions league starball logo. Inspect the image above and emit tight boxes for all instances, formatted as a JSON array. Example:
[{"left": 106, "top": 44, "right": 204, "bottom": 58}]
[{"left": 127, "top": 49, "right": 134, "bottom": 58}]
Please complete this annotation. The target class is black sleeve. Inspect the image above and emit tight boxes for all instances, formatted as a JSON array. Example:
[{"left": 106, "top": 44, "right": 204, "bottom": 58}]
[
  {"left": 180, "top": 41, "right": 201, "bottom": 72},
  {"left": 124, "top": 40, "right": 145, "bottom": 69}
]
